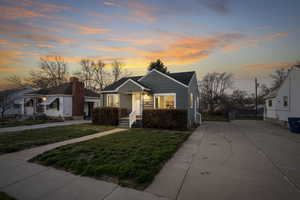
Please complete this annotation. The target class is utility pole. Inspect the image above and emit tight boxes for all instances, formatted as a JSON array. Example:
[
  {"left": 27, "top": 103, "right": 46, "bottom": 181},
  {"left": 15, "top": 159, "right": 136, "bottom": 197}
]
[{"left": 255, "top": 78, "right": 259, "bottom": 118}]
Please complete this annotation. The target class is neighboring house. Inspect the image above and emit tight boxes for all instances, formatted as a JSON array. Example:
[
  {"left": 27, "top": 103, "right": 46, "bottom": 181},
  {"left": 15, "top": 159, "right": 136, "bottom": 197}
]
[
  {"left": 101, "top": 69, "right": 200, "bottom": 127},
  {"left": 0, "top": 87, "right": 34, "bottom": 118},
  {"left": 23, "top": 77, "right": 100, "bottom": 119},
  {"left": 264, "top": 66, "right": 300, "bottom": 124}
]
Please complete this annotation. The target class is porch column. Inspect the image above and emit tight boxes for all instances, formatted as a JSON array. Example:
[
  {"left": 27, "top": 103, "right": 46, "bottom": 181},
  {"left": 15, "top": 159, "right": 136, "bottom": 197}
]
[
  {"left": 140, "top": 92, "right": 143, "bottom": 116},
  {"left": 44, "top": 102, "right": 46, "bottom": 114},
  {"left": 21, "top": 98, "right": 25, "bottom": 115}
]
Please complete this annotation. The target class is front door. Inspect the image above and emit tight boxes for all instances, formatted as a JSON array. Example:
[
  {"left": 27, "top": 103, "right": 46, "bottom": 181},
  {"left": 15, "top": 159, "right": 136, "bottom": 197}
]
[{"left": 132, "top": 93, "right": 141, "bottom": 115}]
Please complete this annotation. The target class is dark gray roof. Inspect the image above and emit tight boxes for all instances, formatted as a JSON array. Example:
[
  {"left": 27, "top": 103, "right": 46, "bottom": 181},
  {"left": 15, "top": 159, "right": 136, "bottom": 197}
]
[
  {"left": 26, "top": 83, "right": 99, "bottom": 97},
  {"left": 0, "top": 87, "right": 32, "bottom": 96},
  {"left": 102, "top": 76, "right": 143, "bottom": 91},
  {"left": 167, "top": 71, "right": 195, "bottom": 85},
  {"left": 102, "top": 71, "right": 195, "bottom": 91}
]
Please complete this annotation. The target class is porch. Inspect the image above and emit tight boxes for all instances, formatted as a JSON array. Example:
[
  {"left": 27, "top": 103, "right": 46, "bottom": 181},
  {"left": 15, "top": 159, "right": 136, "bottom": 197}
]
[{"left": 103, "top": 91, "right": 176, "bottom": 128}]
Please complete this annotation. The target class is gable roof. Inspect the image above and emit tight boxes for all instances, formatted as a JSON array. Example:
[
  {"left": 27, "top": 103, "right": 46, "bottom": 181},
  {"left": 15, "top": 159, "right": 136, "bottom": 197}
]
[
  {"left": 26, "top": 83, "right": 99, "bottom": 97},
  {"left": 167, "top": 71, "right": 195, "bottom": 85},
  {"left": 102, "top": 70, "right": 195, "bottom": 92},
  {"left": 0, "top": 87, "right": 32, "bottom": 96},
  {"left": 102, "top": 76, "right": 143, "bottom": 92}
]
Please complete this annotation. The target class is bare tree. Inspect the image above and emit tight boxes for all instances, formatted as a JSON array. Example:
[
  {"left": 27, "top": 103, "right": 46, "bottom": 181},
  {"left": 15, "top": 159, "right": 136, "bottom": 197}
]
[
  {"left": 28, "top": 56, "right": 68, "bottom": 89},
  {"left": 200, "top": 72, "right": 233, "bottom": 113},
  {"left": 75, "top": 59, "right": 112, "bottom": 92},
  {"left": 230, "top": 89, "right": 249, "bottom": 108},
  {"left": 6, "top": 75, "right": 28, "bottom": 88},
  {"left": 270, "top": 68, "right": 288, "bottom": 90},
  {"left": 111, "top": 60, "right": 124, "bottom": 82},
  {"left": 78, "top": 59, "right": 96, "bottom": 90},
  {"left": 0, "top": 90, "right": 18, "bottom": 119},
  {"left": 94, "top": 60, "right": 109, "bottom": 91}
]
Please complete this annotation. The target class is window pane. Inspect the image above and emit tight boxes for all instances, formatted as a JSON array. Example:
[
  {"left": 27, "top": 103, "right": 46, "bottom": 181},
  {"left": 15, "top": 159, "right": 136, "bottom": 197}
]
[
  {"left": 283, "top": 96, "right": 288, "bottom": 107},
  {"left": 155, "top": 95, "right": 175, "bottom": 109},
  {"left": 107, "top": 95, "right": 119, "bottom": 107}
]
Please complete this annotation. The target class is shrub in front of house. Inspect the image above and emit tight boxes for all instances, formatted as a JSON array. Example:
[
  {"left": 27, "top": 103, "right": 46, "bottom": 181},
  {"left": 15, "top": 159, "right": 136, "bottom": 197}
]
[
  {"left": 92, "top": 107, "right": 128, "bottom": 126},
  {"left": 143, "top": 109, "right": 188, "bottom": 130}
]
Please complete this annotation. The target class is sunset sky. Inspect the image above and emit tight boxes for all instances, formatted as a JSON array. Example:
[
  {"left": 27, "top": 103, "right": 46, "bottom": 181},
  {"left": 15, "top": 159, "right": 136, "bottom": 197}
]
[{"left": 0, "top": 0, "right": 299, "bottom": 92}]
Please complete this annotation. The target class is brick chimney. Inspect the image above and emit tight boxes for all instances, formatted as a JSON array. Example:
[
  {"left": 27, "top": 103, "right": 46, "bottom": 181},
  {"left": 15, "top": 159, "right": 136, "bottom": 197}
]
[{"left": 71, "top": 77, "right": 84, "bottom": 117}]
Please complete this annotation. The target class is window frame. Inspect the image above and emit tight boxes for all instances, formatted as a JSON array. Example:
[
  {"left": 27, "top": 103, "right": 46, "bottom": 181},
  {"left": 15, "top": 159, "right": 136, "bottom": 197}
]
[
  {"left": 154, "top": 93, "right": 176, "bottom": 109},
  {"left": 106, "top": 94, "right": 120, "bottom": 107},
  {"left": 48, "top": 98, "right": 60, "bottom": 110},
  {"left": 283, "top": 96, "right": 288, "bottom": 107},
  {"left": 268, "top": 99, "right": 272, "bottom": 107},
  {"left": 190, "top": 93, "right": 193, "bottom": 108}
]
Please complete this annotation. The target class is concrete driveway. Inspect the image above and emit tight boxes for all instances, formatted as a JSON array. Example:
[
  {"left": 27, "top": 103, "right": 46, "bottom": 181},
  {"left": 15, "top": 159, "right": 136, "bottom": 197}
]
[{"left": 147, "top": 120, "right": 300, "bottom": 200}]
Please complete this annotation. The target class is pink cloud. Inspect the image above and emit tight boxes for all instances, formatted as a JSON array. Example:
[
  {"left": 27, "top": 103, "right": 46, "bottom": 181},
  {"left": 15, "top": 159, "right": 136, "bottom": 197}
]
[{"left": 222, "top": 32, "right": 288, "bottom": 53}]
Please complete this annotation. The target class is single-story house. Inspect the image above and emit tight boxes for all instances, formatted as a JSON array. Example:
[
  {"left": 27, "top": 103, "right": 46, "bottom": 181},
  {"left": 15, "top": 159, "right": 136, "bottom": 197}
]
[
  {"left": 0, "top": 87, "right": 34, "bottom": 118},
  {"left": 23, "top": 77, "right": 100, "bottom": 119},
  {"left": 100, "top": 69, "right": 201, "bottom": 128},
  {"left": 264, "top": 65, "right": 300, "bottom": 125}
]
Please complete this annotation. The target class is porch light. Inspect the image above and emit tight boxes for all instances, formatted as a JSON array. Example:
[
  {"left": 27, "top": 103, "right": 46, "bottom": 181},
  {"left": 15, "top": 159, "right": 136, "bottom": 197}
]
[
  {"left": 143, "top": 94, "right": 150, "bottom": 100},
  {"left": 42, "top": 97, "right": 47, "bottom": 101}
]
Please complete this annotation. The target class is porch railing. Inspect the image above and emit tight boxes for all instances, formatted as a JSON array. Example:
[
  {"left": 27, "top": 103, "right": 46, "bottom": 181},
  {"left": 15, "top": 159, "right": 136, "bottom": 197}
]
[
  {"left": 196, "top": 112, "right": 202, "bottom": 124},
  {"left": 129, "top": 111, "right": 137, "bottom": 128}
]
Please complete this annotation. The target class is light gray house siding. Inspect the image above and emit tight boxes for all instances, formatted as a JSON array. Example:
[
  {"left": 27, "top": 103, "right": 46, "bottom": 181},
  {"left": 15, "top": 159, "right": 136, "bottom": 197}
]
[
  {"left": 118, "top": 81, "right": 143, "bottom": 93},
  {"left": 139, "top": 71, "right": 189, "bottom": 110},
  {"left": 187, "top": 74, "right": 199, "bottom": 125}
]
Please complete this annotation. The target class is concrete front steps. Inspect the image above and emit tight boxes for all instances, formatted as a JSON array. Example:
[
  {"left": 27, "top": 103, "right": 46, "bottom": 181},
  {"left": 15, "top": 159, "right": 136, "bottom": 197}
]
[
  {"left": 118, "top": 117, "right": 130, "bottom": 128},
  {"left": 118, "top": 116, "right": 142, "bottom": 128}
]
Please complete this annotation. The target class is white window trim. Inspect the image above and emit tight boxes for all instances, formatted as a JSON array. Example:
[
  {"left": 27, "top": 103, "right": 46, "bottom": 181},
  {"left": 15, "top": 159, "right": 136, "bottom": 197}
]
[
  {"left": 154, "top": 93, "right": 176, "bottom": 109},
  {"left": 106, "top": 94, "right": 120, "bottom": 107},
  {"left": 190, "top": 93, "right": 193, "bottom": 108}
]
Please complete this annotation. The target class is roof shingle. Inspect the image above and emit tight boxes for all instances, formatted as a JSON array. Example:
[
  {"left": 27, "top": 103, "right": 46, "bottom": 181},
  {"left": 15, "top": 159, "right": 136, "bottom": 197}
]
[
  {"left": 102, "top": 70, "right": 195, "bottom": 91},
  {"left": 26, "top": 83, "right": 99, "bottom": 97}
]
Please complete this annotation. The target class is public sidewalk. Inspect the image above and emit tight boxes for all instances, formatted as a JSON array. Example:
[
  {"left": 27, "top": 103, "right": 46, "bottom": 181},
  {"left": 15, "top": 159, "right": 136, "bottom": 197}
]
[{"left": 0, "top": 120, "right": 91, "bottom": 134}]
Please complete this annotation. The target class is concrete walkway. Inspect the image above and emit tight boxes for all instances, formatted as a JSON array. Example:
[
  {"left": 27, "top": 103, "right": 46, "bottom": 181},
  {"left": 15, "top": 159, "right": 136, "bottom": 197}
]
[
  {"left": 0, "top": 120, "right": 91, "bottom": 133},
  {"left": 0, "top": 128, "right": 170, "bottom": 200},
  {"left": 147, "top": 121, "right": 300, "bottom": 200}
]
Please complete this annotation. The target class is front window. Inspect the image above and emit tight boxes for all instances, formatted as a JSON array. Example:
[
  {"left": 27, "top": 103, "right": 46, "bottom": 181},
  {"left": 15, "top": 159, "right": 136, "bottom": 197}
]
[
  {"left": 268, "top": 100, "right": 272, "bottom": 107},
  {"left": 283, "top": 96, "right": 288, "bottom": 107},
  {"left": 107, "top": 94, "right": 119, "bottom": 107},
  {"left": 48, "top": 98, "right": 60, "bottom": 110},
  {"left": 155, "top": 94, "right": 175, "bottom": 109}
]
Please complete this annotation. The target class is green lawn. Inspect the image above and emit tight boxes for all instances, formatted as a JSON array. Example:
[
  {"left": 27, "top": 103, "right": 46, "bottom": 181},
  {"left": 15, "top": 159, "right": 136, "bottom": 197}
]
[
  {"left": 0, "top": 192, "right": 16, "bottom": 200},
  {"left": 0, "top": 124, "right": 113, "bottom": 154},
  {"left": 31, "top": 129, "right": 191, "bottom": 189},
  {"left": 0, "top": 120, "right": 62, "bottom": 128}
]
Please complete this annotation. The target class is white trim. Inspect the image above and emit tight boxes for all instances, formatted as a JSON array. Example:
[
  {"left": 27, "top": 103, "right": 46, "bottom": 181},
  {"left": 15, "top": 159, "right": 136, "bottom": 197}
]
[
  {"left": 106, "top": 94, "right": 120, "bottom": 107},
  {"left": 138, "top": 69, "right": 189, "bottom": 88},
  {"left": 188, "top": 72, "right": 196, "bottom": 86},
  {"left": 115, "top": 79, "right": 150, "bottom": 91},
  {"left": 153, "top": 93, "right": 176, "bottom": 109},
  {"left": 190, "top": 93, "right": 193, "bottom": 108},
  {"left": 101, "top": 79, "right": 150, "bottom": 93}
]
